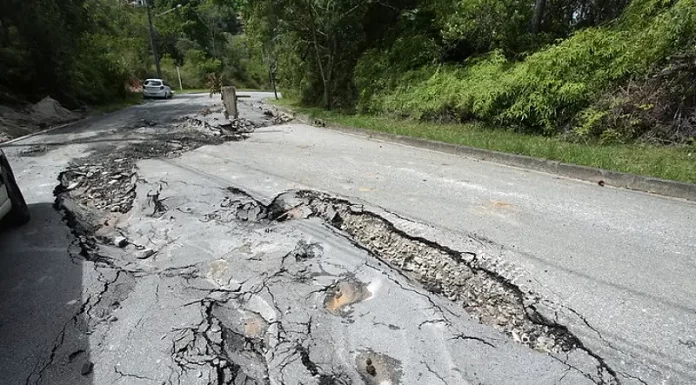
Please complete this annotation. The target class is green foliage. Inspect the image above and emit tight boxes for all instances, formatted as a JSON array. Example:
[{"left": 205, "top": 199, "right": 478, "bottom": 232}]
[
  {"left": 376, "top": 52, "right": 511, "bottom": 121},
  {"left": 573, "top": 51, "right": 696, "bottom": 144},
  {"left": 0, "top": 0, "right": 90, "bottom": 104},
  {"left": 246, "top": 0, "right": 419, "bottom": 108},
  {"left": 360, "top": 0, "right": 696, "bottom": 137},
  {"left": 355, "top": 34, "right": 440, "bottom": 109},
  {"left": 432, "top": 0, "right": 534, "bottom": 55},
  {"left": 157, "top": 0, "right": 268, "bottom": 90},
  {"left": 246, "top": 0, "right": 696, "bottom": 145},
  {"left": 161, "top": 50, "right": 221, "bottom": 90},
  {"left": 574, "top": 106, "right": 610, "bottom": 139},
  {"left": 0, "top": 0, "right": 266, "bottom": 106}
]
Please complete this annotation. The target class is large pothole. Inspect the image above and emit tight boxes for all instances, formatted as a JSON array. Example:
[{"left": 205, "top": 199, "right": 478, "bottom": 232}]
[{"left": 267, "top": 190, "right": 619, "bottom": 385}]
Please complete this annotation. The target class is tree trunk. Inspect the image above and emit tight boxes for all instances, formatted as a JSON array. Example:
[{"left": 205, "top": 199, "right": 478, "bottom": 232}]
[
  {"left": 0, "top": 18, "right": 10, "bottom": 46},
  {"left": 313, "top": 44, "right": 332, "bottom": 109},
  {"left": 268, "top": 62, "right": 279, "bottom": 100},
  {"left": 322, "top": 81, "right": 331, "bottom": 110},
  {"left": 146, "top": 1, "right": 162, "bottom": 79},
  {"left": 531, "top": 0, "right": 546, "bottom": 33},
  {"left": 307, "top": 4, "right": 332, "bottom": 109},
  {"left": 272, "top": 73, "right": 279, "bottom": 100}
]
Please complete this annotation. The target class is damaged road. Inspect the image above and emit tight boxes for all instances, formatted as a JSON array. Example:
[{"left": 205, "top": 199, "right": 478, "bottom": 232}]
[
  {"left": 1, "top": 93, "right": 693, "bottom": 385},
  {"left": 51, "top": 161, "right": 605, "bottom": 385}
]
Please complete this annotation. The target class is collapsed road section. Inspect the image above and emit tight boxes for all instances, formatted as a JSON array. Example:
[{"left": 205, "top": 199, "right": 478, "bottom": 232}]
[
  {"left": 49, "top": 159, "right": 621, "bottom": 385},
  {"left": 40, "top": 99, "right": 623, "bottom": 385},
  {"left": 273, "top": 191, "right": 623, "bottom": 383}
]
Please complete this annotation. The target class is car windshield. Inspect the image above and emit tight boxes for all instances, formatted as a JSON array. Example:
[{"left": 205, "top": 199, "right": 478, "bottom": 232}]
[{"left": 145, "top": 80, "right": 162, "bottom": 87}]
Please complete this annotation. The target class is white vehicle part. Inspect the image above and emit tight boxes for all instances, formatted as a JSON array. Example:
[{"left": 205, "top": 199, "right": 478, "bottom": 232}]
[{"left": 0, "top": 183, "right": 11, "bottom": 219}]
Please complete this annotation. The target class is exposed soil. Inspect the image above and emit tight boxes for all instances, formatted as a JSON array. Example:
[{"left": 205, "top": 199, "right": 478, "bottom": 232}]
[{"left": 1, "top": 97, "right": 80, "bottom": 143}]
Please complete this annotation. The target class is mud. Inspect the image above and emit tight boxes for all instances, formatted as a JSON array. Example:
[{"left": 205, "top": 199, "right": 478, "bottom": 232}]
[{"left": 324, "top": 279, "right": 371, "bottom": 316}]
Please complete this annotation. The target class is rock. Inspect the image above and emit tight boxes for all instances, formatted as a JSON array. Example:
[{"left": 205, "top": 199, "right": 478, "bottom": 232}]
[
  {"left": 113, "top": 236, "right": 128, "bottom": 248},
  {"left": 80, "top": 362, "right": 93, "bottom": 376},
  {"left": 67, "top": 181, "right": 81, "bottom": 190},
  {"left": 135, "top": 248, "right": 155, "bottom": 259},
  {"left": 267, "top": 191, "right": 310, "bottom": 219}
]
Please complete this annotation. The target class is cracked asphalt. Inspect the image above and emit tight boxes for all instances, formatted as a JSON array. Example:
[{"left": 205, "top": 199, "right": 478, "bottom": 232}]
[{"left": 1, "top": 92, "right": 694, "bottom": 385}]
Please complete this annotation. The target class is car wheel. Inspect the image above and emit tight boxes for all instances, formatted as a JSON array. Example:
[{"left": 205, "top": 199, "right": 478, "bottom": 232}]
[{"left": 1, "top": 156, "right": 29, "bottom": 226}]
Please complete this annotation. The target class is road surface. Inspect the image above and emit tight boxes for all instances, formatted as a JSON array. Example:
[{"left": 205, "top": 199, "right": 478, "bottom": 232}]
[{"left": 0, "top": 93, "right": 694, "bottom": 385}]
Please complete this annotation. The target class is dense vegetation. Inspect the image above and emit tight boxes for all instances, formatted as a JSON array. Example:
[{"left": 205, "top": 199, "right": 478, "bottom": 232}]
[
  {"left": 247, "top": 0, "right": 696, "bottom": 144},
  {"left": 3, "top": 0, "right": 695, "bottom": 144},
  {"left": 0, "top": 0, "right": 266, "bottom": 107}
]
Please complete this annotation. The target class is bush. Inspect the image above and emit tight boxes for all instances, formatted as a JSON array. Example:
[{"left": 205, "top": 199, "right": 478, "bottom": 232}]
[
  {"left": 355, "top": 34, "right": 440, "bottom": 111},
  {"left": 359, "top": 0, "right": 696, "bottom": 136},
  {"left": 574, "top": 54, "right": 696, "bottom": 144},
  {"left": 434, "top": 0, "right": 534, "bottom": 55}
]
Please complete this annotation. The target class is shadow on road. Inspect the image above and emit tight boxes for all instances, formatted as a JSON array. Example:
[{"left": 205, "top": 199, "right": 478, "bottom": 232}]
[
  {"left": 0, "top": 203, "right": 92, "bottom": 385},
  {"left": 41, "top": 95, "right": 213, "bottom": 138},
  {"left": 1, "top": 138, "right": 151, "bottom": 149}
]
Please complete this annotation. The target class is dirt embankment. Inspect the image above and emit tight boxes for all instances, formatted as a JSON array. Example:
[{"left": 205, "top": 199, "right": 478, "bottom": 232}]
[{"left": 0, "top": 97, "right": 79, "bottom": 143}]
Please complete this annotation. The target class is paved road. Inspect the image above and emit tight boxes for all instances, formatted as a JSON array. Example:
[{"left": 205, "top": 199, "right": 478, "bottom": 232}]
[
  {"left": 0, "top": 95, "right": 214, "bottom": 384},
  {"left": 171, "top": 105, "right": 696, "bottom": 383},
  {"left": 0, "top": 93, "right": 694, "bottom": 384}
]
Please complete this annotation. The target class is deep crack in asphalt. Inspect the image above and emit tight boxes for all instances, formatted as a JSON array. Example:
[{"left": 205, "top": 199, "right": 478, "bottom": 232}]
[{"left": 47, "top": 107, "right": 621, "bottom": 385}]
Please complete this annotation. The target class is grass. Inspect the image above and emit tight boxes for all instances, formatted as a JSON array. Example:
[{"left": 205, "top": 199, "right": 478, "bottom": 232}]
[
  {"left": 272, "top": 99, "right": 696, "bottom": 184},
  {"left": 92, "top": 92, "right": 143, "bottom": 115}
]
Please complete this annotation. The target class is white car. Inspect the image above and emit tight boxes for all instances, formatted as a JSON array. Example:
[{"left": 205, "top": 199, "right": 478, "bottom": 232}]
[
  {"left": 142, "top": 79, "right": 173, "bottom": 99},
  {"left": 0, "top": 149, "right": 29, "bottom": 226}
]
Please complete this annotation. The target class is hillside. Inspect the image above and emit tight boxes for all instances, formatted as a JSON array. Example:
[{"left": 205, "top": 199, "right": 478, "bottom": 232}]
[{"left": 247, "top": 0, "right": 696, "bottom": 145}]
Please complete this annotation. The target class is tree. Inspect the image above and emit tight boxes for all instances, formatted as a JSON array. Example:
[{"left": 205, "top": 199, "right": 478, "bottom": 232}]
[
  {"left": 247, "top": 0, "right": 375, "bottom": 108},
  {"left": 531, "top": 0, "right": 546, "bottom": 33},
  {"left": 0, "top": 0, "right": 90, "bottom": 103},
  {"left": 246, "top": 0, "right": 281, "bottom": 98}
]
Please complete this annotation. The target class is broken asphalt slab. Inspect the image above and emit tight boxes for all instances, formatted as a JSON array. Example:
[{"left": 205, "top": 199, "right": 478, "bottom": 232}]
[
  {"left": 170, "top": 119, "right": 695, "bottom": 384},
  {"left": 50, "top": 157, "right": 605, "bottom": 384}
]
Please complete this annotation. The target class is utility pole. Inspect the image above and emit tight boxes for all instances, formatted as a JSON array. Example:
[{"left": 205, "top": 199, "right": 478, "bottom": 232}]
[
  {"left": 176, "top": 66, "right": 183, "bottom": 91},
  {"left": 146, "top": 0, "right": 162, "bottom": 79}
]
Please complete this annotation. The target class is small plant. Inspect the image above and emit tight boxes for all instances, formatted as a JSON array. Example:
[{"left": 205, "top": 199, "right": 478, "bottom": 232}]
[{"left": 206, "top": 73, "right": 223, "bottom": 98}]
